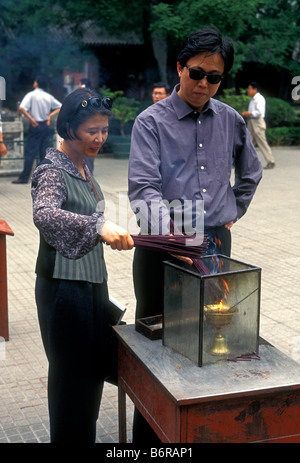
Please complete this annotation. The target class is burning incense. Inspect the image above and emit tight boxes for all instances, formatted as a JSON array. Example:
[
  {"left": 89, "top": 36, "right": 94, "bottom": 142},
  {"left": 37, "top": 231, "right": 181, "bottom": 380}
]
[{"left": 131, "top": 233, "right": 208, "bottom": 273}]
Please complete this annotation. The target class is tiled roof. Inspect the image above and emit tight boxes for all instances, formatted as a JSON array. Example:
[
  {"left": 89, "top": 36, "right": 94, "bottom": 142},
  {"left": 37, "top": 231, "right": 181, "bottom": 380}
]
[{"left": 81, "top": 22, "right": 143, "bottom": 46}]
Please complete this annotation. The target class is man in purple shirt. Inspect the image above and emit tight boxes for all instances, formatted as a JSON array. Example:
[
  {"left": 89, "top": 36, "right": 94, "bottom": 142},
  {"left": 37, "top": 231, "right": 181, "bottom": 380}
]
[
  {"left": 129, "top": 28, "right": 262, "bottom": 308},
  {"left": 128, "top": 29, "right": 262, "bottom": 441}
]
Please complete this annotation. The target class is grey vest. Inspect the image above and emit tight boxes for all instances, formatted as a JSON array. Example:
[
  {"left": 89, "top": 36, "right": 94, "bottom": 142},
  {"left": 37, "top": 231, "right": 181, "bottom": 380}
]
[{"left": 36, "top": 167, "right": 107, "bottom": 284}]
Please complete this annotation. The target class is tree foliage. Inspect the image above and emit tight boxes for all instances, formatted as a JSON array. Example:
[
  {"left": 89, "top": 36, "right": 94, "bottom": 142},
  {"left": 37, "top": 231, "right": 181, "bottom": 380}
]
[
  {"left": 219, "top": 88, "right": 250, "bottom": 114},
  {"left": 100, "top": 88, "right": 140, "bottom": 136},
  {"left": 1, "top": 0, "right": 300, "bottom": 105},
  {"left": 0, "top": 0, "right": 92, "bottom": 105},
  {"left": 150, "top": 0, "right": 300, "bottom": 75}
]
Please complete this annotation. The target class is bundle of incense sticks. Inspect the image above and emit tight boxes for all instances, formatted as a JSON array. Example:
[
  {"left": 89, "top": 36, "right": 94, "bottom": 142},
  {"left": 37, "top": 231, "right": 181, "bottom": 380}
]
[{"left": 131, "top": 234, "right": 209, "bottom": 274}]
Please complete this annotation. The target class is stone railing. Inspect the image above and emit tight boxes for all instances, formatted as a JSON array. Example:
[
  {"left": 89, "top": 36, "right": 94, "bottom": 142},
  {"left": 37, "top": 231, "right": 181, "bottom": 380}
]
[{"left": 0, "top": 120, "right": 24, "bottom": 176}]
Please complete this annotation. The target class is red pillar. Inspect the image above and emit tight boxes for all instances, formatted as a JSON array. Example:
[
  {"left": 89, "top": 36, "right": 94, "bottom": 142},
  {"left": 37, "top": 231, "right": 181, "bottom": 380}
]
[{"left": 0, "top": 220, "right": 14, "bottom": 341}]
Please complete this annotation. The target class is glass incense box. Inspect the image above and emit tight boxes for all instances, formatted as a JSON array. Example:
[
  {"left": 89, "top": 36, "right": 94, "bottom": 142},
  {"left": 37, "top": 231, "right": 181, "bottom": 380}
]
[{"left": 163, "top": 255, "right": 261, "bottom": 366}]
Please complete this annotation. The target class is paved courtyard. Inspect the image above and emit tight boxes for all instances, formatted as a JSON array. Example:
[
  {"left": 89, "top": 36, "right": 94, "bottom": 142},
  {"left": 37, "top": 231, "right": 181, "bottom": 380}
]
[{"left": 0, "top": 146, "right": 299, "bottom": 443}]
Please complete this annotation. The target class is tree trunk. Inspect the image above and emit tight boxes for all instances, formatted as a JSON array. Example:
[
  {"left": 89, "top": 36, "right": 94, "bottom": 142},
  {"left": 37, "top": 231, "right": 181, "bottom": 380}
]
[{"left": 151, "top": 32, "right": 168, "bottom": 84}]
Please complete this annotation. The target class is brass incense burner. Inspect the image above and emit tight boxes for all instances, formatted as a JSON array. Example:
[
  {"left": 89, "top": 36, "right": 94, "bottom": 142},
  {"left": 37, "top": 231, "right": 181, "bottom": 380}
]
[
  {"left": 204, "top": 304, "right": 238, "bottom": 355},
  {"left": 163, "top": 255, "right": 261, "bottom": 366}
]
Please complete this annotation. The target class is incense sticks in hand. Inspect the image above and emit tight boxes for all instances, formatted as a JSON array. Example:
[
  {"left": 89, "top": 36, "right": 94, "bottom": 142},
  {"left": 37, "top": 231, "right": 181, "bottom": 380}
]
[{"left": 131, "top": 233, "right": 208, "bottom": 274}]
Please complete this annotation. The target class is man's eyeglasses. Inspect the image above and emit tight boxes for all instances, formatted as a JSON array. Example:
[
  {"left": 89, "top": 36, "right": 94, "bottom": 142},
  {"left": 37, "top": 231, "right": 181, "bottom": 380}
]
[
  {"left": 81, "top": 96, "right": 113, "bottom": 110},
  {"left": 185, "top": 64, "right": 224, "bottom": 84}
]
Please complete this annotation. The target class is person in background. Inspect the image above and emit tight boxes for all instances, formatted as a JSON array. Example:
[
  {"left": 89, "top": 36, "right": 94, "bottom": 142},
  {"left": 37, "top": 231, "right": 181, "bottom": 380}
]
[
  {"left": 242, "top": 82, "right": 275, "bottom": 169},
  {"left": 152, "top": 81, "right": 170, "bottom": 103},
  {"left": 12, "top": 76, "right": 61, "bottom": 184},
  {"left": 0, "top": 113, "right": 7, "bottom": 158},
  {"left": 31, "top": 87, "right": 133, "bottom": 443},
  {"left": 128, "top": 28, "right": 263, "bottom": 443},
  {"left": 78, "top": 77, "right": 91, "bottom": 89}
]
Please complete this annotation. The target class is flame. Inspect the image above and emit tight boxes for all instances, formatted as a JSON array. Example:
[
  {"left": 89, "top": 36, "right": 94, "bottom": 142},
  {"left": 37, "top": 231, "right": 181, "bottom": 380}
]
[
  {"left": 215, "top": 237, "right": 221, "bottom": 248},
  {"left": 216, "top": 300, "right": 225, "bottom": 311},
  {"left": 222, "top": 278, "right": 229, "bottom": 294},
  {"left": 217, "top": 300, "right": 224, "bottom": 312},
  {"left": 217, "top": 279, "right": 229, "bottom": 311},
  {"left": 212, "top": 238, "right": 230, "bottom": 310}
]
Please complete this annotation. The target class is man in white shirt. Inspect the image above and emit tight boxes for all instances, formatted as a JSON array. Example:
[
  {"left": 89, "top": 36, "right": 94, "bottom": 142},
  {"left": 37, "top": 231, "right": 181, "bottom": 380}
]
[
  {"left": 242, "top": 82, "right": 275, "bottom": 169},
  {"left": 12, "top": 76, "right": 61, "bottom": 184}
]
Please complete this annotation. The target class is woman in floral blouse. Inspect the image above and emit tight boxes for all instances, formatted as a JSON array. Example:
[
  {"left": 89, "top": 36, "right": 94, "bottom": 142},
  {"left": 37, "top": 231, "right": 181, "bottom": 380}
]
[{"left": 31, "top": 88, "right": 133, "bottom": 443}]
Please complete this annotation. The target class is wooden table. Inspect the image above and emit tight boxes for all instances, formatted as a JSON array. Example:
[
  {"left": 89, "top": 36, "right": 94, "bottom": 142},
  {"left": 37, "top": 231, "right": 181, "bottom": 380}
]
[
  {"left": 114, "top": 324, "right": 300, "bottom": 443},
  {"left": 0, "top": 220, "right": 14, "bottom": 341}
]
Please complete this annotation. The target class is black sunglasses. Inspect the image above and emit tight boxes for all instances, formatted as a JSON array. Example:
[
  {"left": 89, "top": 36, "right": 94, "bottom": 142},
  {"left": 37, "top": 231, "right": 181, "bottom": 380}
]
[
  {"left": 81, "top": 96, "right": 113, "bottom": 110},
  {"left": 185, "top": 64, "right": 224, "bottom": 84}
]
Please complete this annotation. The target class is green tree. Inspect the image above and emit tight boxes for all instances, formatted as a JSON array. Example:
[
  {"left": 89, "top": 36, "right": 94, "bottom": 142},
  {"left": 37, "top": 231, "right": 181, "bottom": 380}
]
[
  {"left": 150, "top": 0, "right": 300, "bottom": 77},
  {"left": 1, "top": 0, "right": 300, "bottom": 104},
  {"left": 101, "top": 88, "right": 140, "bottom": 136},
  {"left": 219, "top": 88, "right": 250, "bottom": 114},
  {"left": 246, "top": 0, "right": 300, "bottom": 75},
  {"left": 0, "top": 0, "right": 92, "bottom": 106}
]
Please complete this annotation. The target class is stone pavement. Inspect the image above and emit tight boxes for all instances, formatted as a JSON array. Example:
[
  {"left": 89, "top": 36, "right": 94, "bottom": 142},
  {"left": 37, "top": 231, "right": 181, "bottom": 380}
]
[{"left": 0, "top": 146, "right": 299, "bottom": 443}]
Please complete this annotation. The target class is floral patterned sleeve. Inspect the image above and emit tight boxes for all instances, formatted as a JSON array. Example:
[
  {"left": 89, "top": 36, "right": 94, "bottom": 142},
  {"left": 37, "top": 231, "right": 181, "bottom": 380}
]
[{"left": 31, "top": 164, "right": 106, "bottom": 259}]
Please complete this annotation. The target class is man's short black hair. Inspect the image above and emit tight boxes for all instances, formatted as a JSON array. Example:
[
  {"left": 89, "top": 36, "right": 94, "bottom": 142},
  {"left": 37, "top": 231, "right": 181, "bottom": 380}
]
[
  {"left": 57, "top": 88, "right": 112, "bottom": 140},
  {"left": 152, "top": 81, "right": 170, "bottom": 93},
  {"left": 249, "top": 81, "right": 259, "bottom": 90},
  {"left": 177, "top": 28, "right": 234, "bottom": 75},
  {"left": 34, "top": 75, "right": 47, "bottom": 89}
]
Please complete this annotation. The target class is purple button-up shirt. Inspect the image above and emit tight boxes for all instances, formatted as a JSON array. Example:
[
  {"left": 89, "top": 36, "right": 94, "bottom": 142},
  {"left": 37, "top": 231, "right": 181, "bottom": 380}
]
[{"left": 128, "top": 85, "right": 262, "bottom": 233}]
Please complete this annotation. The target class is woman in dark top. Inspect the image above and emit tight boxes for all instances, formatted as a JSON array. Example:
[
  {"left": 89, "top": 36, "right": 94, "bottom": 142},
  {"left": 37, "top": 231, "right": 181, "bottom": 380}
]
[{"left": 31, "top": 88, "right": 133, "bottom": 443}]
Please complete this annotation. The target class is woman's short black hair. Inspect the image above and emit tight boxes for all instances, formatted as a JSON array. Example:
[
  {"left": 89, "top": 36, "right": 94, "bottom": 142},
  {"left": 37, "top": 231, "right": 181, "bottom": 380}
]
[
  {"left": 177, "top": 28, "right": 234, "bottom": 75},
  {"left": 57, "top": 88, "right": 112, "bottom": 140}
]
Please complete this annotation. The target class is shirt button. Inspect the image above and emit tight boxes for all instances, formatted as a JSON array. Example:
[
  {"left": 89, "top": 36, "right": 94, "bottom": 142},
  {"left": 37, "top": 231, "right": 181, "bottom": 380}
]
[
  {"left": 204, "top": 210, "right": 207, "bottom": 214},
  {"left": 198, "top": 120, "right": 201, "bottom": 124},
  {"left": 199, "top": 143, "right": 203, "bottom": 148},
  {"left": 200, "top": 166, "right": 205, "bottom": 170},
  {"left": 202, "top": 189, "right": 207, "bottom": 193}
]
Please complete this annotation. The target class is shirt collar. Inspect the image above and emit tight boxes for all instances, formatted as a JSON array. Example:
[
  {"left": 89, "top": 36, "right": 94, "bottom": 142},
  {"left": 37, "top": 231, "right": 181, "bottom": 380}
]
[
  {"left": 46, "top": 148, "right": 85, "bottom": 180},
  {"left": 170, "top": 84, "right": 218, "bottom": 119}
]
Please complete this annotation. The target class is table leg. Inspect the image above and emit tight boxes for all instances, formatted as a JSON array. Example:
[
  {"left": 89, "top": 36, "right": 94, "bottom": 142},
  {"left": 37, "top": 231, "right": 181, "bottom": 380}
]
[{"left": 118, "top": 385, "right": 127, "bottom": 443}]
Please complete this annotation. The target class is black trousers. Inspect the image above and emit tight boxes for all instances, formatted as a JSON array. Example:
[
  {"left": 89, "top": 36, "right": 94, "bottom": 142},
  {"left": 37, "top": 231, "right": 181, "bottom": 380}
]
[
  {"left": 35, "top": 276, "right": 110, "bottom": 443},
  {"left": 132, "top": 226, "right": 231, "bottom": 443},
  {"left": 19, "top": 122, "right": 50, "bottom": 181}
]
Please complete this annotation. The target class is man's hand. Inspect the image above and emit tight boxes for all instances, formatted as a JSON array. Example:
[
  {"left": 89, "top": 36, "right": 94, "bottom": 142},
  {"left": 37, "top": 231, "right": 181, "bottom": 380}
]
[
  {"left": 242, "top": 111, "right": 251, "bottom": 117},
  {"left": 171, "top": 254, "right": 193, "bottom": 265},
  {"left": 224, "top": 221, "right": 234, "bottom": 230},
  {"left": 100, "top": 220, "right": 134, "bottom": 251},
  {"left": 30, "top": 117, "right": 39, "bottom": 127}
]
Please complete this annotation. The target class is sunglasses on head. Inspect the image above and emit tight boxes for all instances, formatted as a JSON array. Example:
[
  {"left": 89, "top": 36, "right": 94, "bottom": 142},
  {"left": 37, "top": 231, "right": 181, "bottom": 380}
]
[
  {"left": 81, "top": 96, "right": 113, "bottom": 110},
  {"left": 185, "top": 64, "right": 224, "bottom": 84}
]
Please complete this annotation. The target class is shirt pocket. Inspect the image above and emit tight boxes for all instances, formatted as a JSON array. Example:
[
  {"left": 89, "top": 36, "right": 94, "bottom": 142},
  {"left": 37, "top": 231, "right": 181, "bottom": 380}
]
[{"left": 214, "top": 151, "right": 231, "bottom": 185}]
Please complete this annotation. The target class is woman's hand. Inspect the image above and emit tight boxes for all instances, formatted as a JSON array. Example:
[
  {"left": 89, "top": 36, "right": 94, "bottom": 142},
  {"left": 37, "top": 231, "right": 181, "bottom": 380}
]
[{"left": 100, "top": 220, "right": 134, "bottom": 251}]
